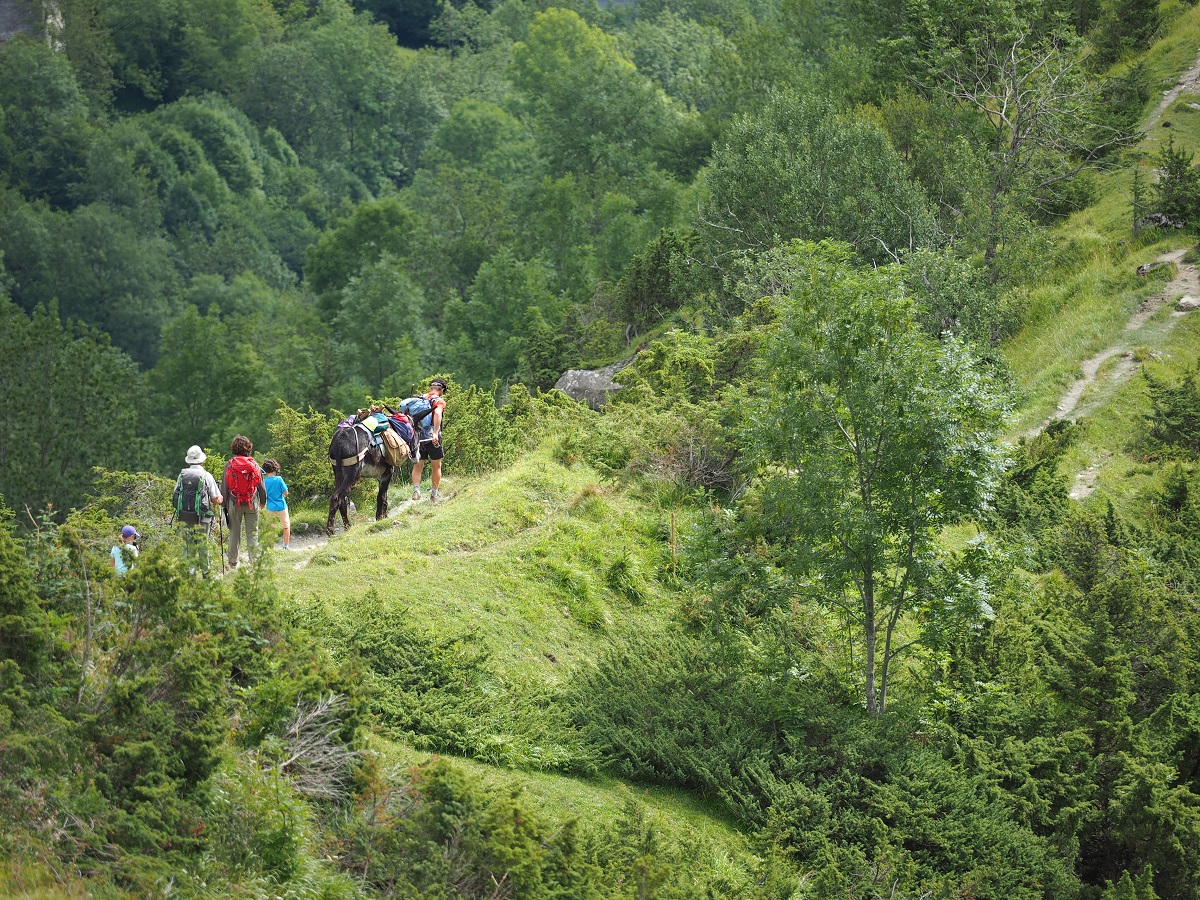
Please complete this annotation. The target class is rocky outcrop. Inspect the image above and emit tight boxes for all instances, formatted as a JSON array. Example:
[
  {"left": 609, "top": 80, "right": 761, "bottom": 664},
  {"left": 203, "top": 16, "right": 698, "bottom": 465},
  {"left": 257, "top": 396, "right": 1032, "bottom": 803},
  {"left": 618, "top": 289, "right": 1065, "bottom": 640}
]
[{"left": 554, "top": 363, "right": 627, "bottom": 409}]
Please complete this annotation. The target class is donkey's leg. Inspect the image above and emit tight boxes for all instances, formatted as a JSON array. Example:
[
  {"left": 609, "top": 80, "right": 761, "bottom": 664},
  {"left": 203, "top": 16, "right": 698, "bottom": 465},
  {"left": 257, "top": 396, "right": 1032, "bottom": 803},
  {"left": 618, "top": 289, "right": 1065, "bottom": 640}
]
[
  {"left": 326, "top": 467, "right": 341, "bottom": 535},
  {"left": 338, "top": 472, "right": 350, "bottom": 528},
  {"left": 376, "top": 467, "right": 392, "bottom": 520},
  {"left": 340, "top": 466, "right": 357, "bottom": 529}
]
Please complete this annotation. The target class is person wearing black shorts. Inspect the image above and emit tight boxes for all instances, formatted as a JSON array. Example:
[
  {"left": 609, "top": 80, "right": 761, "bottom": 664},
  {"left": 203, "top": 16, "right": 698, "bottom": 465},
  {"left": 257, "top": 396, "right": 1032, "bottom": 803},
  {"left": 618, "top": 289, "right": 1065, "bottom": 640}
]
[{"left": 411, "top": 378, "right": 447, "bottom": 502}]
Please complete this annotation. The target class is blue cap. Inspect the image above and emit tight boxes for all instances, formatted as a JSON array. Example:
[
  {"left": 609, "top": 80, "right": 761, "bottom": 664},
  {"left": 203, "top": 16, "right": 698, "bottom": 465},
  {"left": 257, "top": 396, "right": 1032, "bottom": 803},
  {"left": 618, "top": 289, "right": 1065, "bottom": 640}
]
[{"left": 121, "top": 525, "right": 140, "bottom": 539}]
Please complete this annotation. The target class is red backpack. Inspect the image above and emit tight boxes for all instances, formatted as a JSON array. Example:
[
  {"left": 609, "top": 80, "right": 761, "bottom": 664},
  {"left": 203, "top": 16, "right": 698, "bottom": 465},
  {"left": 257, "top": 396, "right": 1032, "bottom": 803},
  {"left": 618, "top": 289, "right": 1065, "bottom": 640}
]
[{"left": 225, "top": 456, "right": 262, "bottom": 508}]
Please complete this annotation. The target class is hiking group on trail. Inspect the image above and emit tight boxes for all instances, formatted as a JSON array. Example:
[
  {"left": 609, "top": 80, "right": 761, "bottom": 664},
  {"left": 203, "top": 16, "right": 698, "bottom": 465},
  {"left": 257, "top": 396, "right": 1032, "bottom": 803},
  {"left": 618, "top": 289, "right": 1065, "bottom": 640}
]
[
  {"left": 223, "top": 434, "right": 268, "bottom": 569},
  {"left": 169, "top": 379, "right": 449, "bottom": 574},
  {"left": 173, "top": 444, "right": 223, "bottom": 572},
  {"left": 262, "top": 458, "right": 291, "bottom": 550}
]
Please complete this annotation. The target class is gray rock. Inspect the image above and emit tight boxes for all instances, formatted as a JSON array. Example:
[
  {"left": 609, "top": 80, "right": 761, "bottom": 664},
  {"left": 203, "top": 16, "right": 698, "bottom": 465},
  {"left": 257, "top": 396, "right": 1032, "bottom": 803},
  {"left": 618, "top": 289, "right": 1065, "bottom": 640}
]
[
  {"left": 554, "top": 363, "right": 627, "bottom": 409},
  {"left": 1178, "top": 295, "right": 1200, "bottom": 310}
]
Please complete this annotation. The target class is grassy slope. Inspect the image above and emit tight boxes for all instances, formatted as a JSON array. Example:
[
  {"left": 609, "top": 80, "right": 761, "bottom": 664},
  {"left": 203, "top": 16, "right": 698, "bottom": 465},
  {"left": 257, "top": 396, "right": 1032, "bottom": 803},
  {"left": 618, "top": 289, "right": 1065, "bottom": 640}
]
[
  {"left": 1003, "top": 4, "right": 1200, "bottom": 419},
  {"left": 276, "top": 451, "right": 759, "bottom": 859},
  {"left": 268, "top": 5, "right": 1200, "bottom": 878},
  {"left": 1002, "top": 3, "right": 1200, "bottom": 505}
]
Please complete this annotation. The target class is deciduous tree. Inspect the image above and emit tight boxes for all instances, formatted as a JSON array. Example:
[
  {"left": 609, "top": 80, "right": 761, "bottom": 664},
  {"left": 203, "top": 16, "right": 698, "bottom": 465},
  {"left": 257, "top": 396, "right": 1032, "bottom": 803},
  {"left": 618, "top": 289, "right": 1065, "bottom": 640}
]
[
  {"left": 752, "top": 242, "right": 1005, "bottom": 715},
  {"left": 702, "top": 93, "right": 936, "bottom": 271},
  {"left": 897, "top": 0, "right": 1137, "bottom": 278}
]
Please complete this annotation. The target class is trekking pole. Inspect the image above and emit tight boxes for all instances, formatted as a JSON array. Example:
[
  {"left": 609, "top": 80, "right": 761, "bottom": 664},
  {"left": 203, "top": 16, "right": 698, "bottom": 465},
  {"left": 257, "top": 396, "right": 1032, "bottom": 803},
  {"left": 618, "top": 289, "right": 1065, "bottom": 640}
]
[{"left": 218, "top": 511, "right": 226, "bottom": 576}]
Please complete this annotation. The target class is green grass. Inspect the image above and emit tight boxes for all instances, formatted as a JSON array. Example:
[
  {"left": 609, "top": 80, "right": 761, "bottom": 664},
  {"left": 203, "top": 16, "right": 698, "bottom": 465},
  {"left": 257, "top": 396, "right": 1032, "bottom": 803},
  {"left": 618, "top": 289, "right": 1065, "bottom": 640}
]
[
  {"left": 272, "top": 451, "right": 766, "bottom": 878},
  {"left": 0, "top": 857, "right": 113, "bottom": 899},
  {"left": 1056, "top": 302, "right": 1200, "bottom": 510},
  {"left": 1000, "top": 1, "right": 1200, "bottom": 439},
  {"left": 282, "top": 451, "right": 678, "bottom": 678},
  {"left": 1138, "top": 2, "right": 1200, "bottom": 126}
]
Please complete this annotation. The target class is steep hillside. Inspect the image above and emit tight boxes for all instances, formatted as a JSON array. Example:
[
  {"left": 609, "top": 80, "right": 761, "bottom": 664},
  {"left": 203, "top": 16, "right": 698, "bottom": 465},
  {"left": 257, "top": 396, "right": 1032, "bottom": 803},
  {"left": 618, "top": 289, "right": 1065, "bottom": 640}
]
[{"left": 9, "top": 2, "right": 1200, "bottom": 898}]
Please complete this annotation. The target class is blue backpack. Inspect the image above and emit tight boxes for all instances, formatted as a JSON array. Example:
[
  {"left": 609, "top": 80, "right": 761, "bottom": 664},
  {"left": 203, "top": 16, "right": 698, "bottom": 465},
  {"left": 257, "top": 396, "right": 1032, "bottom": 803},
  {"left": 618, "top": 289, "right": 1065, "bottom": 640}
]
[{"left": 398, "top": 396, "right": 437, "bottom": 439}]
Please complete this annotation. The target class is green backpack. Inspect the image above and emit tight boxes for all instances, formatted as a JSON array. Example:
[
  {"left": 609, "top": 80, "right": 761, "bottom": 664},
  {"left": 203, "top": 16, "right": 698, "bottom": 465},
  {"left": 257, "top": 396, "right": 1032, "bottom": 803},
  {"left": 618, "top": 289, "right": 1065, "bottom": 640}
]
[{"left": 174, "top": 470, "right": 211, "bottom": 524}]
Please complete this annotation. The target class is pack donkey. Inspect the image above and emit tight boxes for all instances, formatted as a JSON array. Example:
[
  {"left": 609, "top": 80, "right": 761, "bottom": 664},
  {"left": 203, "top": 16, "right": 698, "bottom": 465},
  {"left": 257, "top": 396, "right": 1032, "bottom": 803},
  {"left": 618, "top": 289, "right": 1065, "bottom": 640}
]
[{"left": 326, "top": 414, "right": 409, "bottom": 535}]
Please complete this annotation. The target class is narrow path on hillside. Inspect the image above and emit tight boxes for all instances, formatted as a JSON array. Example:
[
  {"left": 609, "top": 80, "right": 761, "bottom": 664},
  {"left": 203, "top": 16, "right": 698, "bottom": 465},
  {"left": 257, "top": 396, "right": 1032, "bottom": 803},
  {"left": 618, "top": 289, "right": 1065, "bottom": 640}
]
[
  {"left": 1027, "top": 49, "right": 1200, "bottom": 499},
  {"left": 278, "top": 495, "right": 428, "bottom": 564},
  {"left": 1147, "top": 52, "right": 1200, "bottom": 130},
  {"left": 1030, "top": 246, "right": 1197, "bottom": 499}
]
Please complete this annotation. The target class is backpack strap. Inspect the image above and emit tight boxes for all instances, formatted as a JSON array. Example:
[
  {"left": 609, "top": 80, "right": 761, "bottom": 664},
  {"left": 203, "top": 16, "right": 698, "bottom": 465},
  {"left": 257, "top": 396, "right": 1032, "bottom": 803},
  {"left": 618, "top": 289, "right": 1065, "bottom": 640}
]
[{"left": 330, "top": 423, "right": 373, "bottom": 467}]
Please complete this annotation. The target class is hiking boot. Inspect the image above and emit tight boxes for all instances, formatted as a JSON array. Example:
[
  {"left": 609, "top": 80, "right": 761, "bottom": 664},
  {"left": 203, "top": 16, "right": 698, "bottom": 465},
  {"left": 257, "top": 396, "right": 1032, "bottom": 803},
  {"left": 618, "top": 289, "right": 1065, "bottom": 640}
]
[
  {"left": 411, "top": 488, "right": 421, "bottom": 501},
  {"left": 430, "top": 489, "right": 439, "bottom": 503}
]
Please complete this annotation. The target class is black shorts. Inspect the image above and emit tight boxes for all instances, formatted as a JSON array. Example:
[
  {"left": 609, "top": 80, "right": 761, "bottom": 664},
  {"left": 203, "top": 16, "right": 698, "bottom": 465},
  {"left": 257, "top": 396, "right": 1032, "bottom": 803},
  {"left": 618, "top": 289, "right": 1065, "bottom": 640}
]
[{"left": 418, "top": 439, "right": 444, "bottom": 461}]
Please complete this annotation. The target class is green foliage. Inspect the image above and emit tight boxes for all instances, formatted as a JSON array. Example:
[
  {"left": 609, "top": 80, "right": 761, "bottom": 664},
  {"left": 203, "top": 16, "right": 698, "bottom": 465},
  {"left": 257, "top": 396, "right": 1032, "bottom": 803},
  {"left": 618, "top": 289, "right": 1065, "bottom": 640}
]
[
  {"left": 237, "top": 6, "right": 442, "bottom": 191},
  {"left": 0, "top": 506, "right": 366, "bottom": 892},
  {"left": 703, "top": 94, "right": 937, "bottom": 273},
  {"left": 1153, "top": 134, "right": 1200, "bottom": 225},
  {"left": 896, "top": 0, "right": 1136, "bottom": 278},
  {"left": 342, "top": 755, "right": 792, "bottom": 899},
  {"left": 7, "top": 0, "right": 1200, "bottom": 893},
  {"left": 510, "top": 8, "right": 677, "bottom": 188},
  {"left": 569, "top": 628, "right": 835, "bottom": 823},
  {"left": 905, "top": 247, "right": 1018, "bottom": 344},
  {"left": 1144, "top": 364, "right": 1200, "bottom": 454},
  {"left": 1092, "top": 0, "right": 1161, "bottom": 67},
  {"left": 437, "top": 380, "right": 521, "bottom": 476},
  {"left": 0, "top": 37, "right": 92, "bottom": 208},
  {"left": 303, "top": 196, "right": 417, "bottom": 307},
  {"left": 443, "top": 251, "right": 555, "bottom": 387},
  {"left": 294, "top": 590, "right": 504, "bottom": 756},
  {"left": 0, "top": 299, "right": 151, "bottom": 519},
  {"left": 989, "top": 420, "right": 1076, "bottom": 560},
  {"left": 334, "top": 254, "right": 429, "bottom": 394},
  {"left": 0, "top": 508, "right": 57, "bottom": 722},
  {"left": 93, "top": 0, "right": 280, "bottom": 109},
  {"left": 752, "top": 241, "right": 1006, "bottom": 714},
  {"left": 146, "top": 304, "right": 263, "bottom": 468},
  {"left": 611, "top": 228, "right": 700, "bottom": 338},
  {"left": 205, "top": 755, "right": 318, "bottom": 882},
  {"left": 267, "top": 403, "right": 337, "bottom": 502},
  {"left": 1100, "top": 867, "right": 1159, "bottom": 900}
]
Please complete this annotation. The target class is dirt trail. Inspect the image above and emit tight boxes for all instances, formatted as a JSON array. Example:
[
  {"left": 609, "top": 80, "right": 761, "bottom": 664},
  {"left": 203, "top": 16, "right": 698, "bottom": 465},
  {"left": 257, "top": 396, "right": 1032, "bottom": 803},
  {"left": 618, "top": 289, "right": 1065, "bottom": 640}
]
[
  {"left": 1148, "top": 51, "right": 1200, "bottom": 130},
  {"left": 1031, "top": 246, "right": 1196, "bottom": 499},
  {"left": 1035, "top": 52, "right": 1200, "bottom": 498},
  {"left": 274, "top": 495, "right": 431, "bottom": 566}
]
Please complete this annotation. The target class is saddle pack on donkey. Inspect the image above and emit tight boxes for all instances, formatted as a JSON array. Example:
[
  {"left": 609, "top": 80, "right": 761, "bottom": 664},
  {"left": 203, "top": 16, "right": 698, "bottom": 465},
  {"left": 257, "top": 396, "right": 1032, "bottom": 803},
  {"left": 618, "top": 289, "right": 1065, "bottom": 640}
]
[{"left": 353, "top": 407, "right": 411, "bottom": 467}]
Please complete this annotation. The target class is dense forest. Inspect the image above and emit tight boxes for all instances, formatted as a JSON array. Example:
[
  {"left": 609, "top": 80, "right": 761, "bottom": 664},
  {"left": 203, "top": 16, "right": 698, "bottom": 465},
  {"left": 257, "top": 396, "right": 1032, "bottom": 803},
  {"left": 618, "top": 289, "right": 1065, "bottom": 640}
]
[{"left": 4, "top": 0, "right": 1200, "bottom": 896}]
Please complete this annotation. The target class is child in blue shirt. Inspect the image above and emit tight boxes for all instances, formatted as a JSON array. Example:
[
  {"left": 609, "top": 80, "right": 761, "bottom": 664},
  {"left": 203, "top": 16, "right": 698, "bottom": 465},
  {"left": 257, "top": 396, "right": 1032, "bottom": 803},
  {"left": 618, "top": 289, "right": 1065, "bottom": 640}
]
[
  {"left": 111, "top": 524, "right": 139, "bottom": 575},
  {"left": 262, "top": 459, "right": 292, "bottom": 550}
]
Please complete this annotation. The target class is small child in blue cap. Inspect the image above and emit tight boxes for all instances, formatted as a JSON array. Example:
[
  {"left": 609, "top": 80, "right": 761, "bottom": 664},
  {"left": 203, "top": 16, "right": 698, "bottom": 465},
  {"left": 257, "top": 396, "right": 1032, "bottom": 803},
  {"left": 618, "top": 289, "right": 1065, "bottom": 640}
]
[{"left": 111, "top": 525, "right": 139, "bottom": 575}]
